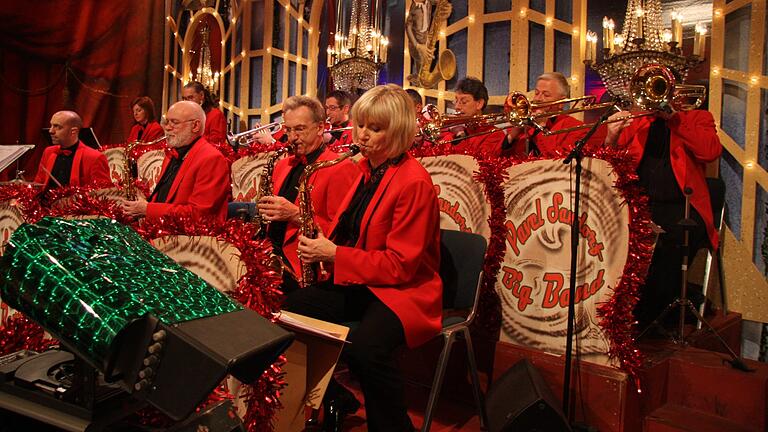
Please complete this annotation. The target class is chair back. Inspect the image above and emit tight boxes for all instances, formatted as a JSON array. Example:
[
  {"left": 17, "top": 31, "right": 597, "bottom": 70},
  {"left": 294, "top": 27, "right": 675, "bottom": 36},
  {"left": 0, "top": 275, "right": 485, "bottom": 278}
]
[{"left": 439, "top": 229, "right": 487, "bottom": 312}]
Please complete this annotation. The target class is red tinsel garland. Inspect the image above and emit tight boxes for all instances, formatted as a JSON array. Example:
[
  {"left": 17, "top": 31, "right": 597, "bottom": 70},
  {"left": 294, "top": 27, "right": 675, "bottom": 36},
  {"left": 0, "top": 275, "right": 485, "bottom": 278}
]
[
  {"left": 0, "top": 185, "right": 287, "bottom": 431},
  {"left": 409, "top": 141, "right": 650, "bottom": 387}
]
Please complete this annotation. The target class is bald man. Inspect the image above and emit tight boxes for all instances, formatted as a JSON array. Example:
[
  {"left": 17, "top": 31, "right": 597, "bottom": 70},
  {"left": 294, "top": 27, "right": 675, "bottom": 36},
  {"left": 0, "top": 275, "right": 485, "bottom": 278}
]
[
  {"left": 34, "top": 110, "right": 111, "bottom": 189},
  {"left": 121, "top": 101, "right": 231, "bottom": 221}
]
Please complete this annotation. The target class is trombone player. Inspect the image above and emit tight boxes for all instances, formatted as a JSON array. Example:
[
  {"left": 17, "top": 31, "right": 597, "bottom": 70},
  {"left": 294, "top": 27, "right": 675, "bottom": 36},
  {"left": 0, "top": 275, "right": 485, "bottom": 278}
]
[
  {"left": 503, "top": 72, "right": 606, "bottom": 157},
  {"left": 604, "top": 84, "right": 722, "bottom": 329}
]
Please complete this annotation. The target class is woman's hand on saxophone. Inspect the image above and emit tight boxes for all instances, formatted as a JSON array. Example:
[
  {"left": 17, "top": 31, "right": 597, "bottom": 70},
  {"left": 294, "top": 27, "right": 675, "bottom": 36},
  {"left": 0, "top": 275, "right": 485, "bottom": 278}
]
[
  {"left": 298, "top": 228, "right": 337, "bottom": 263},
  {"left": 120, "top": 197, "right": 148, "bottom": 219},
  {"left": 257, "top": 195, "right": 300, "bottom": 224}
]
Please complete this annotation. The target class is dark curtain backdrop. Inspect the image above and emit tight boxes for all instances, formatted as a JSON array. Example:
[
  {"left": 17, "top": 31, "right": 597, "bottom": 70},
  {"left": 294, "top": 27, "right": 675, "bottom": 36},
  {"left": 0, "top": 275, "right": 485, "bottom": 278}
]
[{"left": 0, "top": 0, "right": 165, "bottom": 180}]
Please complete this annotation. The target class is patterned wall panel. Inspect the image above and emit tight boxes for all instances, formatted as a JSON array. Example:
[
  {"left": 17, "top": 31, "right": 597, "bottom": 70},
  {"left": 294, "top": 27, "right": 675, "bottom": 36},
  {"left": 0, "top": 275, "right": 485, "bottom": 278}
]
[
  {"left": 710, "top": 0, "right": 768, "bottom": 322},
  {"left": 404, "top": 0, "right": 587, "bottom": 113}
]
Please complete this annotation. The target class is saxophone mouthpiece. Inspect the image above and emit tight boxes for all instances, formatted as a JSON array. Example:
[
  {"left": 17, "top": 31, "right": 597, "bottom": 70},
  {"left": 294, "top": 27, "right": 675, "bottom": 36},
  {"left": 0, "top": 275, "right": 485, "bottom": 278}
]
[{"left": 347, "top": 144, "right": 360, "bottom": 155}]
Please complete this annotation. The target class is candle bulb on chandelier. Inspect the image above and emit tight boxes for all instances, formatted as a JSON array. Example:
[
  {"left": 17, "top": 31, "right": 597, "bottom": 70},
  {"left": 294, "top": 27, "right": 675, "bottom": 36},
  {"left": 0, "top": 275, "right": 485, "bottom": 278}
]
[
  {"left": 693, "top": 22, "right": 707, "bottom": 57},
  {"left": 670, "top": 11, "right": 683, "bottom": 44},
  {"left": 635, "top": 8, "right": 645, "bottom": 40},
  {"left": 602, "top": 17, "right": 615, "bottom": 55},
  {"left": 380, "top": 37, "right": 389, "bottom": 62},
  {"left": 614, "top": 33, "right": 625, "bottom": 54},
  {"left": 585, "top": 31, "right": 597, "bottom": 62}
]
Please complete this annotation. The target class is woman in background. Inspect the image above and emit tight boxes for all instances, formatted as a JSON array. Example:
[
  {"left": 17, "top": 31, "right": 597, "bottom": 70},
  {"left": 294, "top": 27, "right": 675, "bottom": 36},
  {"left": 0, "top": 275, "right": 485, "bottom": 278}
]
[{"left": 127, "top": 96, "right": 164, "bottom": 143}]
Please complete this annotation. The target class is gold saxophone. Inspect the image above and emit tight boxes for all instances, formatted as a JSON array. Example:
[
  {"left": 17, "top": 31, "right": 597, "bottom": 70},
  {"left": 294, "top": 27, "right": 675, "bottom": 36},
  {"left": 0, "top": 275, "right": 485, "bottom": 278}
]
[
  {"left": 255, "top": 143, "right": 296, "bottom": 236},
  {"left": 254, "top": 143, "right": 298, "bottom": 279},
  {"left": 297, "top": 144, "right": 360, "bottom": 288},
  {"left": 124, "top": 135, "right": 167, "bottom": 200}
]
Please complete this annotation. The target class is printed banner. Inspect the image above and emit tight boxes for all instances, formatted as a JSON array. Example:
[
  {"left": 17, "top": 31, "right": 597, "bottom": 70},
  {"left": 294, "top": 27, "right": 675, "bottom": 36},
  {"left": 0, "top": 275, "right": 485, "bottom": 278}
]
[
  {"left": 497, "top": 158, "right": 630, "bottom": 364},
  {"left": 231, "top": 153, "right": 272, "bottom": 202},
  {"left": 418, "top": 155, "right": 491, "bottom": 239}
]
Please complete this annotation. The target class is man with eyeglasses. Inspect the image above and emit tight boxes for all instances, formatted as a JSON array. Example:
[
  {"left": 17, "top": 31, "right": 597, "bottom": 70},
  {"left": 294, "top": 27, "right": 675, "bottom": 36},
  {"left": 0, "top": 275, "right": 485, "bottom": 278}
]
[
  {"left": 257, "top": 95, "right": 358, "bottom": 293},
  {"left": 439, "top": 76, "right": 505, "bottom": 158},
  {"left": 324, "top": 90, "right": 354, "bottom": 148},
  {"left": 35, "top": 110, "right": 112, "bottom": 190},
  {"left": 120, "top": 101, "right": 230, "bottom": 221}
]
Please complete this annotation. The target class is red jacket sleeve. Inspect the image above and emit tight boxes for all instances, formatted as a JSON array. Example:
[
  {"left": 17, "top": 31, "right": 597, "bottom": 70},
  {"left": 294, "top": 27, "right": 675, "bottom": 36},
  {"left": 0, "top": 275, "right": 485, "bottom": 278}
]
[{"left": 669, "top": 110, "right": 721, "bottom": 163}]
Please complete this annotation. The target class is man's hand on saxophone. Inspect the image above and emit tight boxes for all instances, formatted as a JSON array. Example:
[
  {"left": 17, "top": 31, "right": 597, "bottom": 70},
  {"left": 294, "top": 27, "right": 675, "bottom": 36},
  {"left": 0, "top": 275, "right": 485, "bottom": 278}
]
[
  {"left": 297, "top": 226, "right": 337, "bottom": 263},
  {"left": 257, "top": 195, "right": 300, "bottom": 224}
]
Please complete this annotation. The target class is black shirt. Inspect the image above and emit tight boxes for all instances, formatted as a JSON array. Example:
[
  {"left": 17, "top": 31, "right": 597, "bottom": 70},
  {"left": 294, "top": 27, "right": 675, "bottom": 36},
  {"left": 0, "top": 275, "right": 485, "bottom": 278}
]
[
  {"left": 637, "top": 118, "right": 684, "bottom": 204},
  {"left": 49, "top": 141, "right": 79, "bottom": 189},
  {"left": 269, "top": 144, "right": 326, "bottom": 259},
  {"left": 333, "top": 155, "right": 403, "bottom": 247},
  {"left": 150, "top": 137, "right": 199, "bottom": 203}
]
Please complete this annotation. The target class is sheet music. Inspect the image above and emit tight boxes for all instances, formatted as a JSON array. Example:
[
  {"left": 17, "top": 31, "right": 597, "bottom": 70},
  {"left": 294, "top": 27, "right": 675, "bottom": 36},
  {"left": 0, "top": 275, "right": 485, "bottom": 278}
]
[{"left": 0, "top": 145, "right": 35, "bottom": 174}]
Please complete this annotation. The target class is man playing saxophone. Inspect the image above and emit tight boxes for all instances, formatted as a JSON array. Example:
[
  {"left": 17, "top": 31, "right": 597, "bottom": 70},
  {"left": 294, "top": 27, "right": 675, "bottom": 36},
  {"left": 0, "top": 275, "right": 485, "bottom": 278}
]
[
  {"left": 120, "top": 101, "right": 230, "bottom": 221},
  {"left": 257, "top": 95, "right": 358, "bottom": 293}
]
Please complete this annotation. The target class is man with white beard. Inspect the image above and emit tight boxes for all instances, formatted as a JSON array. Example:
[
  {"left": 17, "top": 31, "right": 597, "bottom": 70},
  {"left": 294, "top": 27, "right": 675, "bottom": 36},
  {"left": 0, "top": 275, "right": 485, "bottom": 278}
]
[{"left": 120, "top": 101, "right": 230, "bottom": 221}]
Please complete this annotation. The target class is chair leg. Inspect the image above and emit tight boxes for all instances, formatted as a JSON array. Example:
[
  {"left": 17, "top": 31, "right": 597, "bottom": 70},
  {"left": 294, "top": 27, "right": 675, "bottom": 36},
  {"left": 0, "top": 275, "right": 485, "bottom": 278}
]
[
  {"left": 461, "top": 328, "right": 488, "bottom": 430},
  {"left": 421, "top": 332, "right": 456, "bottom": 432}
]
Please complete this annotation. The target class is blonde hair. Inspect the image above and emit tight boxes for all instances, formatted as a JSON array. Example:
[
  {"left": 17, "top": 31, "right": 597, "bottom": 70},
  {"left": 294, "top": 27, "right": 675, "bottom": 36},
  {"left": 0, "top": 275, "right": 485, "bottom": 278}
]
[{"left": 351, "top": 84, "right": 416, "bottom": 158}]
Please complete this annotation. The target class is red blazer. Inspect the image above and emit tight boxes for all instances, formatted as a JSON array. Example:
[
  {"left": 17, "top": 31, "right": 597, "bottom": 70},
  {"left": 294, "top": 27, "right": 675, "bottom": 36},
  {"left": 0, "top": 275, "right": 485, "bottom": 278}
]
[
  {"left": 504, "top": 115, "right": 607, "bottom": 158},
  {"left": 205, "top": 107, "right": 228, "bottom": 146},
  {"left": 329, "top": 154, "right": 443, "bottom": 348},
  {"left": 271, "top": 146, "right": 359, "bottom": 274},
  {"left": 127, "top": 121, "right": 164, "bottom": 143},
  {"left": 34, "top": 141, "right": 112, "bottom": 188},
  {"left": 147, "top": 137, "right": 231, "bottom": 221},
  {"left": 326, "top": 120, "right": 354, "bottom": 151},
  {"left": 616, "top": 110, "right": 722, "bottom": 249}
]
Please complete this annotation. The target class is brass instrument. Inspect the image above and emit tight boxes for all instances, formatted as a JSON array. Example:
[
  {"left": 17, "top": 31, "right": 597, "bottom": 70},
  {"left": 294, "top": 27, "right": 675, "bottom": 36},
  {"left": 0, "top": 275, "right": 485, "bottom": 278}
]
[
  {"left": 255, "top": 143, "right": 296, "bottom": 236},
  {"left": 252, "top": 143, "right": 298, "bottom": 279},
  {"left": 228, "top": 122, "right": 283, "bottom": 147},
  {"left": 524, "top": 63, "right": 707, "bottom": 136},
  {"left": 296, "top": 144, "right": 360, "bottom": 288},
  {"left": 416, "top": 100, "right": 531, "bottom": 143},
  {"left": 124, "top": 135, "right": 167, "bottom": 200}
]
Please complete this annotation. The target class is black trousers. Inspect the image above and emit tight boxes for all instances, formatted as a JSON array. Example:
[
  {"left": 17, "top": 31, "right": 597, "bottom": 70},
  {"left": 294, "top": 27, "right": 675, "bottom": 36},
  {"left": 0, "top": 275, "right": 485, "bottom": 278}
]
[
  {"left": 283, "top": 283, "right": 414, "bottom": 432},
  {"left": 636, "top": 202, "right": 708, "bottom": 328}
]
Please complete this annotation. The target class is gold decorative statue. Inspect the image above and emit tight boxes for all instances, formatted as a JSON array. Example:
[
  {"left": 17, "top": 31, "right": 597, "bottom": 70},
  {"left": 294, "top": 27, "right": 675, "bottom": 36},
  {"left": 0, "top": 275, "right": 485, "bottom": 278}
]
[{"left": 406, "top": 0, "right": 456, "bottom": 89}]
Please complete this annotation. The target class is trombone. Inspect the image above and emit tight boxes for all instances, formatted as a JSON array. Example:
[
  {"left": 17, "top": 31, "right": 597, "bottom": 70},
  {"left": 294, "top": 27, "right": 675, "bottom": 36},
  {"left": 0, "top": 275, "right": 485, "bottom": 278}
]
[
  {"left": 533, "top": 63, "right": 707, "bottom": 136},
  {"left": 228, "top": 122, "right": 283, "bottom": 147}
]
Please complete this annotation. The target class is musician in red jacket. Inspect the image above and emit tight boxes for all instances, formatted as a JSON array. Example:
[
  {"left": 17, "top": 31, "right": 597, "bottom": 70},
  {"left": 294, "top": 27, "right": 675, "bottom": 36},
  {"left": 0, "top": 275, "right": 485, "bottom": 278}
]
[
  {"left": 605, "top": 108, "right": 722, "bottom": 328},
  {"left": 34, "top": 110, "right": 111, "bottom": 190},
  {"left": 323, "top": 90, "right": 354, "bottom": 149},
  {"left": 183, "top": 81, "right": 228, "bottom": 146},
  {"left": 287, "top": 85, "right": 442, "bottom": 432},
  {"left": 257, "top": 95, "right": 358, "bottom": 291},
  {"left": 503, "top": 72, "right": 606, "bottom": 157},
  {"left": 126, "top": 96, "right": 164, "bottom": 144},
  {"left": 440, "top": 76, "right": 505, "bottom": 157},
  {"left": 120, "top": 101, "right": 231, "bottom": 221}
]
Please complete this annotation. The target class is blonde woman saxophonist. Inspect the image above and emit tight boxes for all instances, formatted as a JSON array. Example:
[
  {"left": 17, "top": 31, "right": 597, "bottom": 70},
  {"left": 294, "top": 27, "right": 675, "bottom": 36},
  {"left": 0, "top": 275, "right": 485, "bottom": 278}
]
[
  {"left": 257, "top": 95, "right": 358, "bottom": 293},
  {"left": 286, "top": 85, "right": 442, "bottom": 432}
]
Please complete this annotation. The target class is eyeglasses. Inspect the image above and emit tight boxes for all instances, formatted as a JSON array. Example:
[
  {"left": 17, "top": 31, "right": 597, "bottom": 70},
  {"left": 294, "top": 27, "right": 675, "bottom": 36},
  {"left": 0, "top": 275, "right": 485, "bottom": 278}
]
[
  {"left": 283, "top": 123, "right": 319, "bottom": 135},
  {"left": 162, "top": 118, "right": 197, "bottom": 127},
  {"left": 325, "top": 105, "right": 342, "bottom": 111}
]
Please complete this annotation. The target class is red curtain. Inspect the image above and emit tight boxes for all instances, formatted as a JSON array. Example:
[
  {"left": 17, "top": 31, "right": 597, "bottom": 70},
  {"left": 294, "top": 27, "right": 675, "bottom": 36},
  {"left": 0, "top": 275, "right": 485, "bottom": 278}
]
[{"left": 0, "top": 0, "right": 165, "bottom": 180}]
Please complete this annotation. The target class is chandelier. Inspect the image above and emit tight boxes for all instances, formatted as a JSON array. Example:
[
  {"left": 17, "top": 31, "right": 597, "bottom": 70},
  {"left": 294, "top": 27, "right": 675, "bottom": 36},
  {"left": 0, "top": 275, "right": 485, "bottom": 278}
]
[
  {"left": 584, "top": 0, "right": 708, "bottom": 105},
  {"left": 192, "top": 24, "right": 220, "bottom": 90},
  {"left": 326, "top": 0, "right": 389, "bottom": 92}
]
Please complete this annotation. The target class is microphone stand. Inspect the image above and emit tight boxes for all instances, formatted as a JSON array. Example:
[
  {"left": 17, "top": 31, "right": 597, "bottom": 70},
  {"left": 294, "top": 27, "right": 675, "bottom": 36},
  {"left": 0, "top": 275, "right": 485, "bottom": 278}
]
[{"left": 561, "top": 102, "right": 616, "bottom": 422}]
